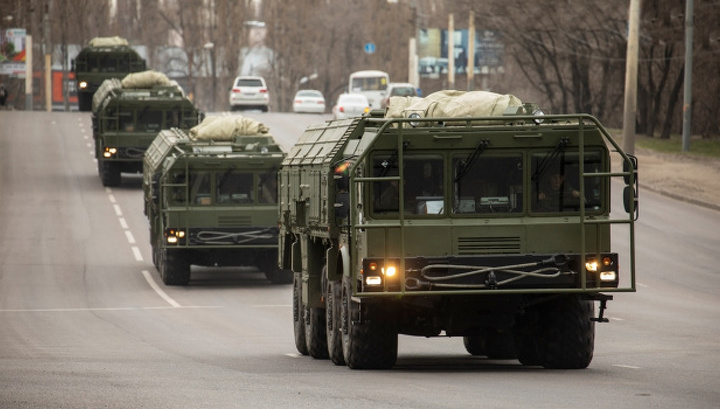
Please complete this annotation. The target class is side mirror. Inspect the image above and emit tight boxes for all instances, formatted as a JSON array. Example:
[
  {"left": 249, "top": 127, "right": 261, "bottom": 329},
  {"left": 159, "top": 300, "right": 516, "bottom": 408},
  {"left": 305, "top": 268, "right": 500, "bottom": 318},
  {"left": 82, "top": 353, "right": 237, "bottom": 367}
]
[
  {"left": 623, "top": 154, "right": 638, "bottom": 185},
  {"left": 622, "top": 154, "right": 639, "bottom": 220},
  {"left": 623, "top": 186, "right": 638, "bottom": 220}
]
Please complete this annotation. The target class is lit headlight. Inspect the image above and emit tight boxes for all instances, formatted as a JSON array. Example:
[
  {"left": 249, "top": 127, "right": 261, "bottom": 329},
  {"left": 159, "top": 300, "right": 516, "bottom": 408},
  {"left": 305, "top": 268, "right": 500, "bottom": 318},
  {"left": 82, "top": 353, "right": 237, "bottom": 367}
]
[
  {"left": 383, "top": 265, "right": 397, "bottom": 278},
  {"left": 585, "top": 260, "right": 599, "bottom": 272},
  {"left": 365, "top": 276, "right": 382, "bottom": 286},
  {"left": 79, "top": 81, "right": 88, "bottom": 90},
  {"left": 103, "top": 147, "right": 118, "bottom": 158},
  {"left": 165, "top": 228, "right": 185, "bottom": 244},
  {"left": 600, "top": 271, "right": 617, "bottom": 282}
]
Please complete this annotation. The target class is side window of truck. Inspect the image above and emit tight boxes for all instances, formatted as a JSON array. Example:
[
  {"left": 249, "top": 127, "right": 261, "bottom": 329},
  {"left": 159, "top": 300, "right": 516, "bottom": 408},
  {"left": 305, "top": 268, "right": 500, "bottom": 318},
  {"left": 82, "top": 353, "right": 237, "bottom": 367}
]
[{"left": 530, "top": 150, "right": 604, "bottom": 213}]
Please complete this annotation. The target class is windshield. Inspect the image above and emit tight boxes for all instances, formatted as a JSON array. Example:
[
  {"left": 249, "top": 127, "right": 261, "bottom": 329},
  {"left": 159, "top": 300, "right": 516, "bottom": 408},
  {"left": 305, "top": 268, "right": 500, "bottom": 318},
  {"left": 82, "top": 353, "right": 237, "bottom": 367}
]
[{"left": 368, "top": 148, "right": 606, "bottom": 217}]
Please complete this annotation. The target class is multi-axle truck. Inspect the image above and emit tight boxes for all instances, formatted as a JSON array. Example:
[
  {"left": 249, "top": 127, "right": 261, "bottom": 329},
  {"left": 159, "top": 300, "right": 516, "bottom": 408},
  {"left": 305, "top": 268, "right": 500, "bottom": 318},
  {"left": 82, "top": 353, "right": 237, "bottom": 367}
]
[
  {"left": 72, "top": 36, "right": 147, "bottom": 111},
  {"left": 279, "top": 90, "right": 638, "bottom": 369},
  {"left": 92, "top": 70, "right": 202, "bottom": 187},
  {"left": 143, "top": 116, "right": 292, "bottom": 286}
]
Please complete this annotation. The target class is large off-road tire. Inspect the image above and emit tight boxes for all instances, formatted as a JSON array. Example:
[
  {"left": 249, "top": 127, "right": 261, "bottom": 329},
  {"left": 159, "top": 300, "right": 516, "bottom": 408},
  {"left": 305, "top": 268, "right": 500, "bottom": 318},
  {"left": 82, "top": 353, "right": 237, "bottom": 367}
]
[
  {"left": 304, "top": 304, "right": 328, "bottom": 359},
  {"left": 78, "top": 93, "right": 93, "bottom": 112},
  {"left": 539, "top": 295, "right": 595, "bottom": 369},
  {"left": 341, "top": 277, "right": 398, "bottom": 369},
  {"left": 99, "top": 160, "right": 121, "bottom": 187},
  {"left": 326, "top": 280, "right": 345, "bottom": 365},
  {"left": 463, "top": 336, "right": 486, "bottom": 356},
  {"left": 292, "top": 273, "right": 308, "bottom": 355},
  {"left": 160, "top": 249, "right": 190, "bottom": 286}
]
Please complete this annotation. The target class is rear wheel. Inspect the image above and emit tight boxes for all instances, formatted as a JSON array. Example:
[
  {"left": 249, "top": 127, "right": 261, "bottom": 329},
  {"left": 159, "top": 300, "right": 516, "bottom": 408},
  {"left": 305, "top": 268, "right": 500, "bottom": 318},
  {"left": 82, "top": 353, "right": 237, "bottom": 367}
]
[
  {"left": 304, "top": 304, "right": 328, "bottom": 359},
  {"left": 326, "top": 280, "right": 345, "bottom": 365},
  {"left": 160, "top": 249, "right": 190, "bottom": 286},
  {"left": 292, "top": 273, "right": 308, "bottom": 355},
  {"left": 341, "top": 277, "right": 397, "bottom": 369},
  {"left": 463, "top": 330, "right": 517, "bottom": 359}
]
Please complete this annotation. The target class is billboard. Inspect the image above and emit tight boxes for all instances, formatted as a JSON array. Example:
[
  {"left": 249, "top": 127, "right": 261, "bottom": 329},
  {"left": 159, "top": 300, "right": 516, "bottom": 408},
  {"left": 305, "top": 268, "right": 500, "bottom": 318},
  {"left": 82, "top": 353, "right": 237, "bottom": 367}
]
[{"left": 418, "top": 29, "right": 504, "bottom": 78}]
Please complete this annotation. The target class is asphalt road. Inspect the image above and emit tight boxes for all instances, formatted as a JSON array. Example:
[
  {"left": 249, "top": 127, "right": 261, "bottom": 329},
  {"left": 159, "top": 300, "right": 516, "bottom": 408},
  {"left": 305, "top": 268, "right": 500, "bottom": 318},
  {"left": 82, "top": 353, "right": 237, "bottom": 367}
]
[{"left": 1, "top": 110, "right": 719, "bottom": 408}]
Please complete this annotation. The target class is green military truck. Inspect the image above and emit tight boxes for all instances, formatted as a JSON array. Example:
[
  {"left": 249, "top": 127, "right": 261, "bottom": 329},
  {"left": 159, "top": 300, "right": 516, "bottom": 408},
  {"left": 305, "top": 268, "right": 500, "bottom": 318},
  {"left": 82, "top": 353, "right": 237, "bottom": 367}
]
[
  {"left": 72, "top": 36, "right": 147, "bottom": 111},
  {"left": 279, "top": 90, "right": 638, "bottom": 369},
  {"left": 92, "top": 70, "right": 202, "bottom": 187},
  {"left": 143, "top": 115, "right": 292, "bottom": 286}
]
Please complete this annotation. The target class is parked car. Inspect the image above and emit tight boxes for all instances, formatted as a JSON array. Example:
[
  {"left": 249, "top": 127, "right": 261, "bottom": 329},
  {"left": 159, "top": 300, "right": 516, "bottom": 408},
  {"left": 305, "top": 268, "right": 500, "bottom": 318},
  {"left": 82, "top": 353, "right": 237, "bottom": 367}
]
[
  {"left": 229, "top": 76, "right": 269, "bottom": 112},
  {"left": 332, "top": 93, "right": 370, "bottom": 120},
  {"left": 380, "top": 82, "right": 419, "bottom": 109},
  {"left": 292, "top": 90, "right": 326, "bottom": 113}
]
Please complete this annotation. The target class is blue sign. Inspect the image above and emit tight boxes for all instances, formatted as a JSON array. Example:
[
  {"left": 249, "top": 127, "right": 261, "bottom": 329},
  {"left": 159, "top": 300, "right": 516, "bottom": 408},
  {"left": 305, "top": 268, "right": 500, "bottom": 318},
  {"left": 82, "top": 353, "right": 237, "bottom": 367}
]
[{"left": 364, "top": 42, "right": 376, "bottom": 54}]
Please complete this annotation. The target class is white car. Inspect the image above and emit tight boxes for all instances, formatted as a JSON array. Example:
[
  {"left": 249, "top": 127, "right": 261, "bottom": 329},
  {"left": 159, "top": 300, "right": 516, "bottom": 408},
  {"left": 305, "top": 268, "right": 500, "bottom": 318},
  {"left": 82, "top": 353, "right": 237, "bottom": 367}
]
[
  {"left": 332, "top": 93, "right": 370, "bottom": 120},
  {"left": 381, "top": 82, "right": 419, "bottom": 109},
  {"left": 292, "top": 90, "right": 326, "bottom": 113},
  {"left": 229, "top": 76, "right": 269, "bottom": 112}
]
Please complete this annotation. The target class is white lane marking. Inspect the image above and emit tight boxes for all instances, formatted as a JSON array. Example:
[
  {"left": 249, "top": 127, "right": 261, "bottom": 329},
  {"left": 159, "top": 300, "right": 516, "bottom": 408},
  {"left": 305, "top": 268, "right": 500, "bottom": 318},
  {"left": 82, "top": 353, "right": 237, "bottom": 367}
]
[
  {"left": 0, "top": 306, "right": 218, "bottom": 313},
  {"left": 125, "top": 230, "right": 136, "bottom": 244},
  {"left": 613, "top": 364, "right": 641, "bottom": 369},
  {"left": 141, "top": 270, "right": 181, "bottom": 307},
  {"left": 113, "top": 204, "right": 122, "bottom": 216},
  {"left": 285, "top": 353, "right": 303, "bottom": 358},
  {"left": 252, "top": 305, "right": 292, "bottom": 308},
  {"left": 108, "top": 194, "right": 116, "bottom": 203},
  {"left": 119, "top": 217, "right": 128, "bottom": 229},
  {"left": 132, "top": 246, "right": 143, "bottom": 261}
]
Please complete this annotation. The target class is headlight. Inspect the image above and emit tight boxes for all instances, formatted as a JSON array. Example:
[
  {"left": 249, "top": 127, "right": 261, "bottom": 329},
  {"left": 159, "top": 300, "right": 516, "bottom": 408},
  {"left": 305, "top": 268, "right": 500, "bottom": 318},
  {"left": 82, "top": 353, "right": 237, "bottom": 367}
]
[
  {"left": 408, "top": 112, "right": 421, "bottom": 127},
  {"left": 362, "top": 259, "right": 400, "bottom": 288},
  {"left": 165, "top": 228, "right": 185, "bottom": 244},
  {"left": 103, "top": 147, "right": 118, "bottom": 158},
  {"left": 79, "top": 81, "right": 88, "bottom": 90}
]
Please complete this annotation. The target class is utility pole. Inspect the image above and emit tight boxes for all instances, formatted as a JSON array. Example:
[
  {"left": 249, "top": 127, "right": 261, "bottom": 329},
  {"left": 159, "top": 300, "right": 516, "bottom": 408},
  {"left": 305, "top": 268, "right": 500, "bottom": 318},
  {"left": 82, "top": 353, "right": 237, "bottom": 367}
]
[
  {"left": 448, "top": 14, "right": 455, "bottom": 90},
  {"left": 466, "top": 11, "right": 475, "bottom": 91},
  {"left": 25, "top": 35, "right": 32, "bottom": 111},
  {"left": 681, "top": 0, "right": 694, "bottom": 152},
  {"left": 622, "top": 0, "right": 641, "bottom": 155},
  {"left": 44, "top": 2, "right": 51, "bottom": 112}
]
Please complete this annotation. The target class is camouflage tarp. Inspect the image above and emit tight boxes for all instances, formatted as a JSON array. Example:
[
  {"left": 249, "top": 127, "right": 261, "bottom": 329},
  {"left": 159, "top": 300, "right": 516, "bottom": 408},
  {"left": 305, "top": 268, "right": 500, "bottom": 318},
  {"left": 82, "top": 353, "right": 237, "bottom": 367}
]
[
  {"left": 189, "top": 115, "right": 270, "bottom": 141},
  {"left": 88, "top": 36, "right": 129, "bottom": 47},
  {"left": 385, "top": 90, "right": 523, "bottom": 123},
  {"left": 121, "top": 70, "right": 172, "bottom": 89}
]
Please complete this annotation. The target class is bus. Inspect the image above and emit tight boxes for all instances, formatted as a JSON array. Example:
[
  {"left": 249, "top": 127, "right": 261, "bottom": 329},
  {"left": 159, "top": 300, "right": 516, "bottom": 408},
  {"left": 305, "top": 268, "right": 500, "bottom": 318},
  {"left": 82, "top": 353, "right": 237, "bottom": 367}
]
[{"left": 348, "top": 70, "right": 389, "bottom": 110}]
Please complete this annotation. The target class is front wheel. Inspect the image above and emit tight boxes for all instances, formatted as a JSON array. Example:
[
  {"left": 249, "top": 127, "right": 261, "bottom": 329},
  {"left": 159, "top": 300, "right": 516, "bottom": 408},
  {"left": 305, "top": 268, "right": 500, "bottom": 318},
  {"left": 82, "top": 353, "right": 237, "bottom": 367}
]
[
  {"left": 99, "top": 160, "right": 121, "bottom": 187},
  {"left": 341, "top": 277, "right": 397, "bottom": 369},
  {"left": 160, "top": 249, "right": 190, "bottom": 286},
  {"left": 539, "top": 295, "right": 595, "bottom": 369}
]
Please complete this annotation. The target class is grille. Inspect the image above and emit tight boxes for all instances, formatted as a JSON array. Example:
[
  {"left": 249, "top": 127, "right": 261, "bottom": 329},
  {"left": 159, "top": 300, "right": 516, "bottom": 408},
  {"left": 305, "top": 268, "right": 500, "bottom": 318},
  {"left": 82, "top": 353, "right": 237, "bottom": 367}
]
[
  {"left": 217, "top": 215, "right": 252, "bottom": 227},
  {"left": 457, "top": 236, "right": 521, "bottom": 255}
]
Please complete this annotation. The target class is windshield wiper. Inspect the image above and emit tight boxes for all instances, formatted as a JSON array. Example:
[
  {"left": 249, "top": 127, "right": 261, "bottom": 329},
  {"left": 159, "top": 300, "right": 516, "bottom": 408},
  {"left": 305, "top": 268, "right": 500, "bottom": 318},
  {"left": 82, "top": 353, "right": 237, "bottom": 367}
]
[
  {"left": 380, "top": 141, "right": 409, "bottom": 177},
  {"left": 454, "top": 139, "right": 489, "bottom": 182},
  {"left": 531, "top": 138, "right": 569, "bottom": 181}
]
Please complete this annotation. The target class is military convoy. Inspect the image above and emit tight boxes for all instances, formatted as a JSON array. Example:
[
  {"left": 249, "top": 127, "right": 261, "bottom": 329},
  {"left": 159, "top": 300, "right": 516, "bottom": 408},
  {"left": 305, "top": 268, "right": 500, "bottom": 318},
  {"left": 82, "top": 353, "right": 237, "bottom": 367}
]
[
  {"left": 279, "top": 90, "right": 638, "bottom": 369},
  {"left": 92, "top": 70, "right": 202, "bottom": 187},
  {"left": 143, "top": 116, "right": 292, "bottom": 286},
  {"left": 72, "top": 36, "right": 147, "bottom": 111}
]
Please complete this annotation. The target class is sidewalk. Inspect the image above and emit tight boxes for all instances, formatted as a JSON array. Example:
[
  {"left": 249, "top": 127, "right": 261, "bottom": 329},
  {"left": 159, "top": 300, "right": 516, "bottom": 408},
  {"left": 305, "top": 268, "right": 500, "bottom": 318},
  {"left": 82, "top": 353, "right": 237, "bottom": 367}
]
[{"left": 632, "top": 147, "right": 720, "bottom": 211}]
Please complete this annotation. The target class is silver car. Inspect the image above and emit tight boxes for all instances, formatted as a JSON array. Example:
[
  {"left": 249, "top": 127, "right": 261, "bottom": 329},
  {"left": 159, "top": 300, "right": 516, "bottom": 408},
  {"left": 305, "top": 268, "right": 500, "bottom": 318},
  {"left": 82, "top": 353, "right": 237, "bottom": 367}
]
[{"left": 229, "top": 76, "right": 269, "bottom": 112}]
